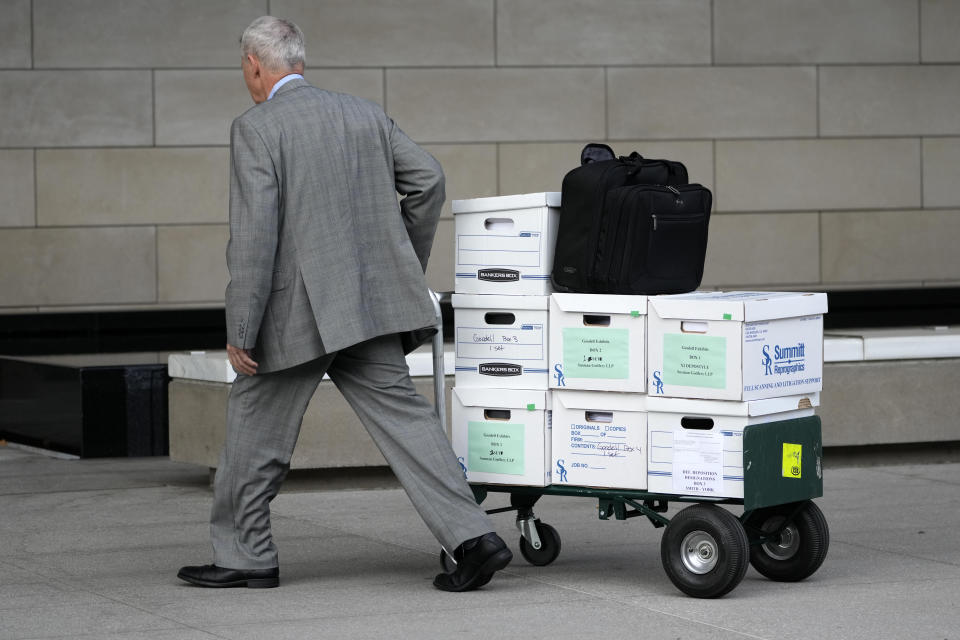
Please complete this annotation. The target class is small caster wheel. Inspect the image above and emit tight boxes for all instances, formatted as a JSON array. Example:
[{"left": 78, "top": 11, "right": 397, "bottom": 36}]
[
  {"left": 660, "top": 503, "right": 749, "bottom": 598},
  {"left": 519, "top": 521, "right": 561, "bottom": 566},
  {"left": 744, "top": 500, "right": 829, "bottom": 582}
]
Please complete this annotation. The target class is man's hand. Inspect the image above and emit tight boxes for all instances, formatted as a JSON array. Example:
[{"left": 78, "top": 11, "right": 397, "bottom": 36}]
[{"left": 227, "top": 344, "right": 259, "bottom": 376}]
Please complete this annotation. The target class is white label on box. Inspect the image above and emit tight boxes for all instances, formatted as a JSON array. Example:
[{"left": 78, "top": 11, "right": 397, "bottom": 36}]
[
  {"left": 457, "top": 232, "right": 543, "bottom": 268},
  {"left": 672, "top": 431, "right": 723, "bottom": 495},
  {"left": 456, "top": 324, "right": 545, "bottom": 361}
]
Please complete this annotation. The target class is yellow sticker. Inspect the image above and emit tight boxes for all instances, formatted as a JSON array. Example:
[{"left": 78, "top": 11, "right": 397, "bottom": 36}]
[{"left": 782, "top": 443, "right": 802, "bottom": 479}]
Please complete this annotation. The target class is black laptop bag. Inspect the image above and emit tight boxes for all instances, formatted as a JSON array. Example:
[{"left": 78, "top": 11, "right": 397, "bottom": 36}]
[
  {"left": 591, "top": 183, "right": 712, "bottom": 295},
  {"left": 552, "top": 143, "right": 690, "bottom": 293}
]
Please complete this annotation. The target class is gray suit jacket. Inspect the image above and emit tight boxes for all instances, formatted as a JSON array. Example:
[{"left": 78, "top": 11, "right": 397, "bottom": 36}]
[{"left": 225, "top": 78, "right": 443, "bottom": 373}]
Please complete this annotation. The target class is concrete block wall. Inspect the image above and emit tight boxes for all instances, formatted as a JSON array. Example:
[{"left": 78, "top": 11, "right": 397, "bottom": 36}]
[{"left": 2, "top": 0, "right": 959, "bottom": 313}]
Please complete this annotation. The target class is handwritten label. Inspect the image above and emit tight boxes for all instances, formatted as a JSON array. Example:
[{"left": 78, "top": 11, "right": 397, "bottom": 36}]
[
  {"left": 672, "top": 431, "right": 723, "bottom": 495},
  {"left": 562, "top": 328, "right": 629, "bottom": 379},
  {"left": 663, "top": 333, "right": 726, "bottom": 389},
  {"left": 468, "top": 421, "right": 524, "bottom": 475}
]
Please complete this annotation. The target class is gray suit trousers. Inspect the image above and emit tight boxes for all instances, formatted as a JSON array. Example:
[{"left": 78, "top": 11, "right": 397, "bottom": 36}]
[{"left": 210, "top": 333, "right": 494, "bottom": 570}]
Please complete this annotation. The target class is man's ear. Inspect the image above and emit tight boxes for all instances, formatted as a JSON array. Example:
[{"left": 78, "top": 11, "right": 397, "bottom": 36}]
[{"left": 246, "top": 54, "right": 261, "bottom": 78}]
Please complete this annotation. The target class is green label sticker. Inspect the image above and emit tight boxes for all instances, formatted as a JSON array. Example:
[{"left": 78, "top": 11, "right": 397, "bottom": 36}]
[
  {"left": 663, "top": 333, "right": 727, "bottom": 388},
  {"left": 562, "top": 327, "right": 630, "bottom": 379},
  {"left": 468, "top": 421, "right": 525, "bottom": 475},
  {"left": 630, "top": 310, "right": 640, "bottom": 317},
  {"left": 526, "top": 403, "right": 536, "bottom": 411},
  {"left": 723, "top": 313, "right": 732, "bottom": 320}
]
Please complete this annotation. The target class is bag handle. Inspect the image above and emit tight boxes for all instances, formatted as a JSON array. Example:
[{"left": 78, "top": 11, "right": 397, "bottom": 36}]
[{"left": 581, "top": 143, "right": 616, "bottom": 165}]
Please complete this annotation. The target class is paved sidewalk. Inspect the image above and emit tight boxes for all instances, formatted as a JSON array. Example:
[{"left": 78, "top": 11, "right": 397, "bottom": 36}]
[{"left": 1, "top": 444, "right": 958, "bottom": 640}]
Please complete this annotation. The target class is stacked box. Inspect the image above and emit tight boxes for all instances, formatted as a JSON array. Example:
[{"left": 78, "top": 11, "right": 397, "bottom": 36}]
[
  {"left": 645, "top": 291, "right": 827, "bottom": 494},
  {"left": 452, "top": 388, "right": 551, "bottom": 487},
  {"left": 450, "top": 193, "right": 561, "bottom": 487},
  {"left": 647, "top": 291, "right": 827, "bottom": 401},
  {"left": 549, "top": 293, "right": 647, "bottom": 392},
  {"left": 452, "top": 294, "right": 549, "bottom": 389},
  {"left": 453, "top": 192, "right": 561, "bottom": 296},
  {"left": 646, "top": 393, "right": 819, "bottom": 499},
  {"left": 551, "top": 390, "right": 647, "bottom": 490}
]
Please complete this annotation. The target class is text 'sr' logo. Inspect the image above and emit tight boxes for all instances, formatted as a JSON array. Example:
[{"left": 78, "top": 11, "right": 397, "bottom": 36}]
[
  {"left": 762, "top": 345, "right": 773, "bottom": 375},
  {"left": 653, "top": 371, "right": 664, "bottom": 394},
  {"left": 556, "top": 459, "right": 568, "bottom": 482},
  {"left": 478, "top": 268, "right": 519, "bottom": 282}
]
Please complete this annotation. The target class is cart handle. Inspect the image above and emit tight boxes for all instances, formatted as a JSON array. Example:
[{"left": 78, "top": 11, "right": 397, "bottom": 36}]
[{"left": 429, "top": 289, "right": 447, "bottom": 434}]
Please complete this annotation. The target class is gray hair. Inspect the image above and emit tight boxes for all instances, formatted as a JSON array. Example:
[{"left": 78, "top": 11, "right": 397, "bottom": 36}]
[{"left": 240, "top": 16, "right": 305, "bottom": 72}]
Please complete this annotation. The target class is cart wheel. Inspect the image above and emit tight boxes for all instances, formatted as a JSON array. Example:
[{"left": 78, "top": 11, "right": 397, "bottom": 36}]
[
  {"left": 519, "top": 521, "right": 561, "bottom": 566},
  {"left": 438, "top": 547, "right": 494, "bottom": 587},
  {"left": 660, "top": 504, "right": 749, "bottom": 598},
  {"left": 744, "top": 500, "right": 829, "bottom": 582}
]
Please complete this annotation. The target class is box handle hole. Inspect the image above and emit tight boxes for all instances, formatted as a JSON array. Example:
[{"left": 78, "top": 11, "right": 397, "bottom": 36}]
[
  {"left": 680, "top": 417, "right": 715, "bottom": 430},
  {"left": 484, "top": 312, "right": 515, "bottom": 325},
  {"left": 484, "top": 217, "right": 515, "bottom": 231},
  {"left": 681, "top": 320, "right": 708, "bottom": 333},
  {"left": 484, "top": 409, "right": 512, "bottom": 420},
  {"left": 583, "top": 314, "right": 611, "bottom": 326},
  {"left": 585, "top": 411, "right": 613, "bottom": 423}
]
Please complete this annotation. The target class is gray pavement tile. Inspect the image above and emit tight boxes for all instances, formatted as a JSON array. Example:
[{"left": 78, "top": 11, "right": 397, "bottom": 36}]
[
  {"left": 0, "top": 602, "right": 187, "bottom": 640},
  {"left": 21, "top": 632, "right": 222, "bottom": 640},
  {"left": 0, "top": 583, "right": 105, "bottom": 611},
  {"left": 142, "top": 573, "right": 582, "bottom": 629},
  {"left": 205, "top": 597, "right": 755, "bottom": 640},
  {"left": 630, "top": 576, "right": 960, "bottom": 640}
]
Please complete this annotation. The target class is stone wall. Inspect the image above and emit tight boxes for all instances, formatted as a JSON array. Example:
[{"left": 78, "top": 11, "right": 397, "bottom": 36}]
[{"left": 2, "top": 0, "right": 959, "bottom": 313}]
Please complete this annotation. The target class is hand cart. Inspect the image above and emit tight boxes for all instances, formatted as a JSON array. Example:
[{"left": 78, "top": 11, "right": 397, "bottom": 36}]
[{"left": 427, "top": 293, "right": 829, "bottom": 599}]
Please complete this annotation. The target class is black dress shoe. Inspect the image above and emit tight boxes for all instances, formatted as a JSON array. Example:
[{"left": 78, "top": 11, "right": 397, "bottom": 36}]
[
  {"left": 433, "top": 533, "right": 512, "bottom": 592},
  {"left": 177, "top": 564, "right": 279, "bottom": 589}
]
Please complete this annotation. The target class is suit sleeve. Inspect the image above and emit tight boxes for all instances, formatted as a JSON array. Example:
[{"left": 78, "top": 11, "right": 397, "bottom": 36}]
[
  {"left": 389, "top": 119, "right": 444, "bottom": 272},
  {"left": 225, "top": 116, "right": 279, "bottom": 349}
]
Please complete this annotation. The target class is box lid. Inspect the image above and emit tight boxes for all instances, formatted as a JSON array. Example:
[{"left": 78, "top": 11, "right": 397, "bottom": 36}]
[
  {"left": 649, "top": 291, "right": 828, "bottom": 322},
  {"left": 553, "top": 389, "right": 648, "bottom": 412},
  {"left": 453, "top": 387, "right": 548, "bottom": 411},
  {"left": 452, "top": 192, "right": 561, "bottom": 215},
  {"left": 452, "top": 293, "right": 550, "bottom": 310},
  {"left": 551, "top": 293, "right": 647, "bottom": 316},
  {"left": 646, "top": 392, "right": 819, "bottom": 417}
]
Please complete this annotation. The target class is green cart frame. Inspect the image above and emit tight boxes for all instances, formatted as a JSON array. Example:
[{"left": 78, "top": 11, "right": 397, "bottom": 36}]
[{"left": 428, "top": 294, "right": 828, "bottom": 598}]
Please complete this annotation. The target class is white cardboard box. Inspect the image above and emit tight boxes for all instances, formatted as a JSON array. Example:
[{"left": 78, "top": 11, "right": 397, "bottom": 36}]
[
  {"left": 647, "top": 291, "right": 827, "bottom": 400},
  {"left": 647, "top": 393, "right": 819, "bottom": 499},
  {"left": 551, "top": 390, "right": 648, "bottom": 490},
  {"left": 549, "top": 293, "right": 647, "bottom": 392},
  {"left": 452, "top": 387, "right": 551, "bottom": 487},
  {"left": 453, "top": 294, "right": 550, "bottom": 389},
  {"left": 453, "top": 192, "right": 560, "bottom": 295}
]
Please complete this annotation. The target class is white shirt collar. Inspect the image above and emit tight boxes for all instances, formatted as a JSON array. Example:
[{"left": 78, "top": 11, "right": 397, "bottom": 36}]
[{"left": 267, "top": 74, "right": 304, "bottom": 101}]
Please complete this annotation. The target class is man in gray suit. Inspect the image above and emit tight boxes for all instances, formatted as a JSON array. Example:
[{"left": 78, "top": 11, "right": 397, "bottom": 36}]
[{"left": 178, "top": 16, "right": 511, "bottom": 592}]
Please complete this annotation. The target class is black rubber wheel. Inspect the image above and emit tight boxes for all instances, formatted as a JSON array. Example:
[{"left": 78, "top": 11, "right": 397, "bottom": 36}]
[
  {"left": 660, "top": 504, "right": 750, "bottom": 598},
  {"left": 744, "top": 500, "right": 829, "bottom": 582},
  {"left": 518, "top": 521, "right": 561, "bottom": 566}
]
